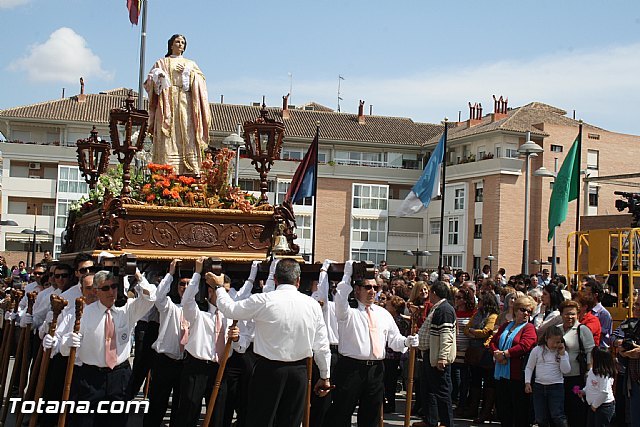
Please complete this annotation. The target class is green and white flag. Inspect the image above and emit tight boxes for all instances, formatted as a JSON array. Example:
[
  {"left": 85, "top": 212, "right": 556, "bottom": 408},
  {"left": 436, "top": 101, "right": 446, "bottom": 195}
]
[{"left": 548, "top": 136, "right": 580, "bottom": 241}]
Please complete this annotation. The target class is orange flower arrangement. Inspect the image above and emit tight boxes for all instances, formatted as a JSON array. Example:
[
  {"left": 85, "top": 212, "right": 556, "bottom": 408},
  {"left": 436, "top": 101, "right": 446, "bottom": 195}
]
[{"left": 138, "top": 155, "right": 256, "bottom": 211}]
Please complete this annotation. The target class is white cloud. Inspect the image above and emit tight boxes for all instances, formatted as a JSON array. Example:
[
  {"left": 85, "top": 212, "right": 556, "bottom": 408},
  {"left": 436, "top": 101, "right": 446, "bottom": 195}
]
[
  {"left": 9, "top": 27, "right": 112, "bottom": 84},
  {"left": 217, "top": 43, "right": 640, "bottom": 134},
  {"left": 0, "top": 0, "right": 30, "bottom": 9}
]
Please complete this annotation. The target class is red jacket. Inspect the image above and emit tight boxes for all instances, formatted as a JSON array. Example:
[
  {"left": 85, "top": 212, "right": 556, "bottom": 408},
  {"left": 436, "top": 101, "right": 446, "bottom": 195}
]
[
  {"left": 489, "top": 322, "right": 537, "bottom": 381},
  {"left": 581, "top": 312, "right": 601, "bottom": 347}
]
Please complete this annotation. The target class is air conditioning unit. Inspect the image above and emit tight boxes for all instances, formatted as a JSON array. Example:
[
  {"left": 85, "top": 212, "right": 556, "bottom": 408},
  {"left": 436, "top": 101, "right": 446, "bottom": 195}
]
[
  {"left": 28, "top": 175, "right": 41, "bottom": 179},
  {"left": 29, "top": 162, "right": 41, "bottom": 170}
]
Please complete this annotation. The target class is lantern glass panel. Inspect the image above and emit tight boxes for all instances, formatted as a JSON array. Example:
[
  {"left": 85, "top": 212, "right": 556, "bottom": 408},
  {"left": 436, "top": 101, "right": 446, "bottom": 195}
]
[{"left": 260, "top": 132, "right": 270, "bottom": 155}]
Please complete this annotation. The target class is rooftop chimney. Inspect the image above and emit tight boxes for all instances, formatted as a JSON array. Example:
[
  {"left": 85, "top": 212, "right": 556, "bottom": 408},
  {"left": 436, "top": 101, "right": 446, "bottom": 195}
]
[
  {"left": 77, "top": 77, "right": 87, "bottom": 103},
  {"left": 491, "top": 95, "right": 508, "bottom": 122},
  {"left": 467, "top": 102, "right": 482, "bottom": 127},
  {"left": 282, "top": 93, "right": 290, "bottom": 119},
  {"left": 358, "top": 100, "right": 365, "bottom": 124}
]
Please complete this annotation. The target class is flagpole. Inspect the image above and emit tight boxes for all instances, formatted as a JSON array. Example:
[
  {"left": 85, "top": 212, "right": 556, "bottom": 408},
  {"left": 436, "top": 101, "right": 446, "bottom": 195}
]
[
  {"left": 438, "top": 118, "right": 448, "bottom": 280},
  {"left": 137, "top": 0, "right": 148, "bottom": 110},
  {"left": 311, "top": 123, "right": 320, "bottom": 264},
  {"left": 574, "top": 121, "right": 583, "bottom": 283}
]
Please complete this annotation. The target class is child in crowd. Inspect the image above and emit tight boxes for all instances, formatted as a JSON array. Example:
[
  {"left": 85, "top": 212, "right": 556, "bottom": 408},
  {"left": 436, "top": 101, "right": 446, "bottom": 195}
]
[
  {"left": 524, "top": 326, "right": 571, "bottom": 427},
  {"left": 578, "top": 347, "right": 616, "bottom": 427}
]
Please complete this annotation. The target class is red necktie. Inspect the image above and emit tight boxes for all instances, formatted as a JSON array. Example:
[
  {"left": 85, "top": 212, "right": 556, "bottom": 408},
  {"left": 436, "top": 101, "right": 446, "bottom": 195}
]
[
  {"left": 105, "top": 309, "right": 117, "bottom": 369},
  {"left": 366, "top": 306, "right": 383, "bottom": 359},
  {"left": 214, "top": 310, "right": 225, "bottom": 361}
]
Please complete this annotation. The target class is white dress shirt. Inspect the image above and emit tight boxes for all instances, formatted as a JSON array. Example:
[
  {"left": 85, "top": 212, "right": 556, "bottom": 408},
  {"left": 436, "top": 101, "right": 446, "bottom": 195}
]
[
  {"left": 18, "top": 280, "right": 40, "bottom": 314},
  {"left": 152, "top": 273, "right": 186, "bottom": 360},
  {"left": 64, "top": 278, "right": 156, "bottom": 368},
  {"left": 36, "top": 284, "right": 82, "bottom": 337},
  {"left": 216, "top": 283, "right": 331, "bottom": 379},
  {"left": 311, "top": 269, "right": 339, "bottom": 345},
  {"left": 335, "top": 278, "right": 407, "bottom": 360},
  {"left": 230, "top": 278, "right": 256, "bottom": 354},
  {"left": 182, "top": 273, "right": 229, "bottom": 362},
  {"left": 31, "top": 286, "right": 60, "bottom": 332}
]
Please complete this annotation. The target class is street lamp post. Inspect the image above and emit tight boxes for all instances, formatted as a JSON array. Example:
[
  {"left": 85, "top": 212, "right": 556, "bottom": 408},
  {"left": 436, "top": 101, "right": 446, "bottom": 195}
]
[
  {"left": 404, "top": 249, "right": 431, "bottom": 268},
  {"left": 518, "top": 131, "right": 544, "bottom": 276},
  {"left": 534, "top": 166, "right": 558, "bottom": 277},
  {"left": 0, "top": 219, "right": 18, "bottom": 258},
  {"left": 222, "top": 124, "right": 245, "bottom": 187},
  {"left": 486, "top": 254, "right": 495, "bottom": 276},
  {"left": 21, "top": 229, "right": 49, "bottom": 269}
]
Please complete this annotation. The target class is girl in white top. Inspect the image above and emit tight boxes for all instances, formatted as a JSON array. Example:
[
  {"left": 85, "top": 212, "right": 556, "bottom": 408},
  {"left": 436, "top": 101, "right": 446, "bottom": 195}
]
[
  {"left": 524, "top": 326, "right": 571, "bottom": 427},
  {"left": 578, "top": 347, "right": 616, "bottom": 427}
]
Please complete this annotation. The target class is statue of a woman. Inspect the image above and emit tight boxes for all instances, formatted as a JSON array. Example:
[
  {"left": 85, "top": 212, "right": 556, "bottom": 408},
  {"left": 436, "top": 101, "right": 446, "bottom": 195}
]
[{"left": 144, "top": 34, "right": 210, "bottom": 175}]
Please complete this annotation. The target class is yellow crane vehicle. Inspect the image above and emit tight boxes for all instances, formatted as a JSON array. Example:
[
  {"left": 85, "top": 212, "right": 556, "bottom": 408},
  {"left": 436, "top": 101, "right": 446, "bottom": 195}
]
[{"left": 567, "top": 191, "right": 640, "bottom": 327}]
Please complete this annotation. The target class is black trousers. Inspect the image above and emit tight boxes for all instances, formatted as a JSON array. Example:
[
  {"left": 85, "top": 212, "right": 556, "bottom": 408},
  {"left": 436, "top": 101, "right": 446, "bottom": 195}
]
[
  {"left": 564, "top": 375, "right": 588, "bottom": 427},
  {"left": 69, "top": 361, "right": 132, "bottom": 427},
  {"left": 222, "top": 347, "right": 257, "bottom": 427},
  {"left": 128, "top": 320, "right": 159, "bottom": 399},
  {"left": 41, "top": 353, "right": 69, "bottom": 427},
  {"left": 383, "top": 358, "right": 401, "bottom": 412},
  {"left": 246, "top": 355, "right": 308, "bottom": 427},
  {"left": 143, "top": 352, "right": 183, "bottom": 427},
  {"left": 326, "top": 356, "right": 385, "bottom": 427},
  {"left": 421, "top": 362, "right": 454, "bottom": 427},
  {"left": 177, "top": 352, "right": 226, "bottom": 427},
  {"left": 495, "top": 378, "right": 530, "bottom": 427},
  {"left": 310, "top": 345, "right": 339, "bottom": 427}
]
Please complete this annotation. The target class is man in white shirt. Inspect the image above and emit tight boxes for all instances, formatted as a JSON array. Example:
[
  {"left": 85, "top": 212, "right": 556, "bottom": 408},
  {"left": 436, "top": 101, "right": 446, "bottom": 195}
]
[
  {"left": 176, "top": 257, "right": 239, "bottom": 427},
  {"left": 215, "top": 257, "right": 331, "bottom": 427},
  {"left": 50, "top": 272, "right": 97, "bottom": 357},
  {"left": 327, "top": 261, "right": 419, "bottom": 427},
  {"left": 310, "top": 259, "right": 340, "bottom": 427},
  {"left": 63, "top": 269, "right": 156, "bottom": 426},
  {"left": 30, "top": 262, "right": 74, "bottom": 427},
  {"left": 144, "top": 259, "right": 188, "bottom": 427}
]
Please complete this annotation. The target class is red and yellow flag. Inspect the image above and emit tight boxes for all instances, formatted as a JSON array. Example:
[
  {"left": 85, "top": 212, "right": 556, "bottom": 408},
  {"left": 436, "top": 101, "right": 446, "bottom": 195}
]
[{"left": 127, "top": 0, "right": 141, "bottom": 25}]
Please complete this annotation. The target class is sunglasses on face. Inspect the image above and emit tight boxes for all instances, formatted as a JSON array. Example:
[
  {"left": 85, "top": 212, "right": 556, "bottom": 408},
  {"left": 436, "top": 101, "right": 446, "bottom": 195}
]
[
  {"left": 98, "top": 283, "right": 118, "bottom": 292},
  {"left": 358, "top": 284, "right": 380, "bottom": 291},
  {"left": 33, "top": 271, "right": 44, "bottom": 276},
  {"left": 77, "top": 267, "right": 95, "bottom": 274},
  {"left": 54, "top": 273, "right": 70, "bottom": 279},
  {"left": 518, "top": 307, "right": 531, "bottom": 314},
  {"left": 178, "top": 281, "right": 189, "bottom": 287}
]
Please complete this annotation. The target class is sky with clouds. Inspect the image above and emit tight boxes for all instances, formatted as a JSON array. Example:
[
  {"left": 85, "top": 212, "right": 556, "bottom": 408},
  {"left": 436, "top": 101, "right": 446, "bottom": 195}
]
[{"left": 1, "top": 0, "right": 640, "bottom": 136}]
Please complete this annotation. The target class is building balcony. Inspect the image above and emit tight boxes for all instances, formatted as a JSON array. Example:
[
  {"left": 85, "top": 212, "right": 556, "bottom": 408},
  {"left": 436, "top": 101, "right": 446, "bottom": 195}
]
[
  {"left": 1, "top": 177, "right": 57, "bottom": 197},
  {"left": 446, "top": 157, "right": 524, "bottom": 180}
]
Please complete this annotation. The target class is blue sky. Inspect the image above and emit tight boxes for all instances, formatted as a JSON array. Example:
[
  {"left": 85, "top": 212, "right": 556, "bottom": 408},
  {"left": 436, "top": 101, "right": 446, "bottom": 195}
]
[{"left": 2, "top": 0, "right": 640, "bottom": 135}]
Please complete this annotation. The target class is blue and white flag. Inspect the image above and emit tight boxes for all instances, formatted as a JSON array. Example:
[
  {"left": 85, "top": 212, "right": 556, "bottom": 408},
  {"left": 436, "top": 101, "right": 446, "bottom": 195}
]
[{"left": 395, "top": 133, "right": 445, "bottom": 217}]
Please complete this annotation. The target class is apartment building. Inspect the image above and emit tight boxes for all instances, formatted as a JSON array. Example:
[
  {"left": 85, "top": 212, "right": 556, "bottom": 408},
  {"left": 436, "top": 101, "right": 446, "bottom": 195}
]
[{"left": 421, "top": 99, "right": 640, "bottom": 277}]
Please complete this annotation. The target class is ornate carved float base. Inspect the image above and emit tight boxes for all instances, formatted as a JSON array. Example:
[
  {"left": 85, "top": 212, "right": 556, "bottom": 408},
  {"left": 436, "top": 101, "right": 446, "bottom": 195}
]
[{"left": 62, "top": 198, "right": 299, "bottom": 263}]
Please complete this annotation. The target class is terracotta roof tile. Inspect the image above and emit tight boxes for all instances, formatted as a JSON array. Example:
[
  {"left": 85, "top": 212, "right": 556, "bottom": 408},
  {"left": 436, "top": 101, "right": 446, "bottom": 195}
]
[
  {"left": 424, "top": 101, "right": 597, "bottom": 146},
  {"left": 0, "top": 89, "right": 442, "bottom": 146}
]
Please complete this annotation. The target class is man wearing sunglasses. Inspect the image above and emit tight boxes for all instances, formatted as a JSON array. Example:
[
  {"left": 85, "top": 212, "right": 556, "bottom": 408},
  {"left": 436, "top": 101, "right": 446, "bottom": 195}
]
[
  {"left": 17, "top": 262, "right": 45, "bottom": 315},
  {"left": 327, "top": 261, "right": 419, "bottom": 427},
  {"left": 50, "top": 271, "right": 98, "bottom": 355},
  {"left": 63, "top": 268, "right": 156, "bottom": 426}
]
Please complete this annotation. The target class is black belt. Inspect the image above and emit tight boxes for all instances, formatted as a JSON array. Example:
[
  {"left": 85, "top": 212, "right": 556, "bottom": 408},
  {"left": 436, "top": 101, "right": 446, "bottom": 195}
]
[
  {"left": 185, "top": 351, "right": 218, "bottom": 365},
  {"left": 254, "top": 353, "right": 307, "bottom": 366},
  {"left": 341, "top": 356, "right": 382, "bottom": 366},
  {"left": 82, "top": 360, "right": 130, "bottom": 373}
]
